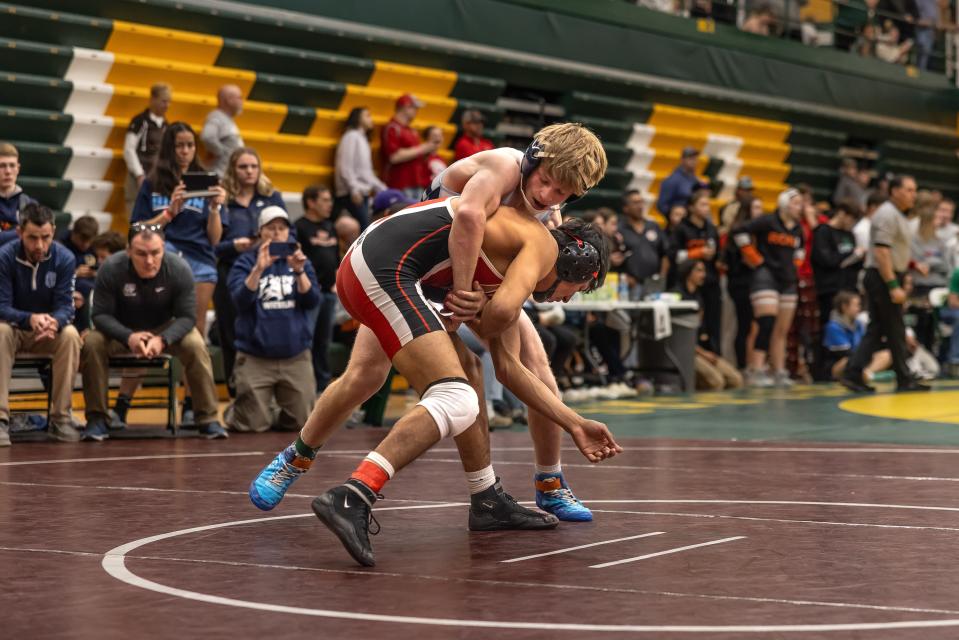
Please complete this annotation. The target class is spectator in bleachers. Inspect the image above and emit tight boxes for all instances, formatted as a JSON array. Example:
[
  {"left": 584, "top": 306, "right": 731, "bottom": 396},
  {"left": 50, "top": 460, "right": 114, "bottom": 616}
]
[
  {"left": 637, "top": 0, "right": 680, "bottom": 14},
  {"left": 840, "top": 175, "right": 927, "bottom": 392},
  {"left": 740, "top": 189, "right": 805, "bottom": 387},
  {"left": 657, "top": 147, "right": 708, "bottom": 221},
  {"left": 812, "top": 201, "right": 863, "bottom": 330},
  {"left": 424, "top": 126, "right": 448, "bottom": 183},
  {"left": 619, "top": 189, "right": 669, "bottom": 298},
  {"left": 226, "top": 206, "right": 318, "bottom": 433},
  {"left": 822, "top": 291, "right": 891, "bottom": 380},
  {"left": 56, "top": 215, "right": 100, "bottom": 334},
  {"left": 295, "top": 186, "right": 339, "bottom": 393},
  {"left": 724, "top": 196, "right": 765, "bottom": 369},
  {"left": 0, "top": 203, "right": 82, "bottom": 446},
  {"left": 719, "top": 176, "right": 755, "bottom": 234},
  {"left": 934, "top": 197, "right": 958, "bottom": 264},
  {"left": 132, "top": 122, "right": 225, "bottom": 343},
  {"left": 909, "top": 191, "right": 948, "bottom": 348},
  {"left": 369, "top": 188, "right": 415, "bottom": 224},
  {"left": 213, "top": 147, "right": 285, "bottom": 398},
  {"left": 334, "top": 107, "right": 386, "bottom": 230},
  {"left": 80, "top": 223, "right": 226, "bottom": 441},
  {"left": 742, "top": 4, "right": 777, "bottom": 34},
  {"left": 665, "top": 203, "right": 687, "bottom": 234},
  {"left": 123, "top": 83, "right": 170, "bottom": 215},
  {"left": 914, "top": 0, "right": 941, "bottom": 69},
  {"left": 671, "top": 189, "right": 722, "bottom": 353},
  {"left": 939, "top": 263, "right": 959, "bottom": 376},
  {"left": 91, "top": 231, "right": 127, "bottom": 265},
  {"left": 832, "top": 159, "right": 867, "bottom": 207},
  {"left": 201, "top": 84, "right": 245, "bottom": 177},
  {"left": 875, "top": 19, "right": 914, "bottom": 63},
  {"left": 0, "top": 143, "right": 37, "bottom": 247},
  {"left": 675, "top": 259, "right": 744, "bottom": 390},
  {"left": 453, "top": 109, "right": 494, "bottom": 162},
  {"left": 853, "top": 192, "right": 885, "bottom": 254},
  {"left": 381, "top": 94, "right": 438, "bottom": 199}
]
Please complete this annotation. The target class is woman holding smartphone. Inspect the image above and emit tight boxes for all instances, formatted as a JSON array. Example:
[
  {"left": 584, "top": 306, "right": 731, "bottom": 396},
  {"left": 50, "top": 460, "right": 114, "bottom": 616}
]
[
  {"left": 132, "top": 121, "right": 225, "bottom": 423},
  {"left": 213, "top": 147, "right": 285, "bottom": 397},
  {"left": 132, "top": 121, "right": 225, "bottom": 339}
]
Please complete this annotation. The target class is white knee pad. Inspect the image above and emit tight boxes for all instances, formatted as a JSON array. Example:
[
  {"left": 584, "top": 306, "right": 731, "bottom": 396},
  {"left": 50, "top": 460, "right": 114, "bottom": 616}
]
[{"left": 417, "top": 377, "right": 479, "bottom": 439}]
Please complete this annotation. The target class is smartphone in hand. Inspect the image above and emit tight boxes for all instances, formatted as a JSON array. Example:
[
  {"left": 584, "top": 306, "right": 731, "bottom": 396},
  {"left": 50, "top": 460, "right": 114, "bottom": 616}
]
[
  {"left": 182, "top": 172, "right": 220, "bottom": 198},
  {"left": 268, "top": 241, "right": 296, "bottom": 258}
]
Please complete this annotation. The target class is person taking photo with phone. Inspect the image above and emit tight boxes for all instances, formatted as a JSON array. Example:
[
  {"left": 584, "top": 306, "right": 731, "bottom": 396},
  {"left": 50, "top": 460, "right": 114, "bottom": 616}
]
[
  {"left": 132, "top": 121, "right": 226, "bottom": 424},
  {"left": 225, "top": 206, "right": 319, "bottom": 433}
]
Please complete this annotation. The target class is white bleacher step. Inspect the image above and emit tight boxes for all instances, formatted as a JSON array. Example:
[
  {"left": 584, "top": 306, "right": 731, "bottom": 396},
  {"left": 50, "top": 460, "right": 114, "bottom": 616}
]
[
  {"left": 64, "top": 179, "right": 114, "bottom": 212},
  {"left": 703, "top": 134, "right": 742, "bottom": 161},
  {"left": 716, "top": 157, "right": 743, "bottom": 187},
  {"left": 64, "top": 114, "right": 115, "bottom": 148},
  {"left": 626, "top": 148, "right": 655, "bottom": 174},
  {"left": 627, "top": 123, "right": 655, "bottom": 150},
  {"left": 65, "top": 48, "right": 115, "bottom": 85},
  {"left": 64, "top": 146, "right": 118, "bottom": 181},
  {"left": 63, "top": 82, "right": 114, "bottom": 118},
  {"left": 626, "top": 169, "right": 655, "bottom": 193}
]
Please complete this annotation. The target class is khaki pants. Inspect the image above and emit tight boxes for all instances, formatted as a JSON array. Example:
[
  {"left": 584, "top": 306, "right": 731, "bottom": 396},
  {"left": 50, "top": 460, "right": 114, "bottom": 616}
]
[
  {"left": 225, "top": 350, "right": 314, "bottom": 433},
  {"left": 0, "top": 323, "right": 82, "bottom": 426},
  {"left": 80, "top": 328, "right": 218, "bottom": 424},
  {"left": 695, "top": 354, "right": 744, "bottom": 391}
]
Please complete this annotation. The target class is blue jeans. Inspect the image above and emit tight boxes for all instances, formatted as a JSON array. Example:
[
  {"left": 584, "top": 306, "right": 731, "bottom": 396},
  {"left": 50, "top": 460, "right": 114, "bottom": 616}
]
[
  {"left": 310, "top": 291, "right": 338, "bottom": 392},
  {"left": 916, "top": 28, "right": 935, "bottom": 70},
  {"left": 939, "top": 307, "right": 959, "bottom": 364}
]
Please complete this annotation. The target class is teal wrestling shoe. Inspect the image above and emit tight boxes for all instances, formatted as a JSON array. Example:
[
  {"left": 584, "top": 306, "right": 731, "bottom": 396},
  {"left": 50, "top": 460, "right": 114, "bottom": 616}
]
[
  {"left": 534, "top": 472, "right": 593, "bottom": 522},
  {"left": 249, "top": 445, "right": 312, "bottom": 510}
]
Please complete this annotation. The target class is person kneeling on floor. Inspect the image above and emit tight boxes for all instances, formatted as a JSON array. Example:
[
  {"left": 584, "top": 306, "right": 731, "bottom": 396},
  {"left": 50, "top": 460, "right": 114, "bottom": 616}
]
[{"left": 225, "top": 206, "right": 319, "bottom": 432}]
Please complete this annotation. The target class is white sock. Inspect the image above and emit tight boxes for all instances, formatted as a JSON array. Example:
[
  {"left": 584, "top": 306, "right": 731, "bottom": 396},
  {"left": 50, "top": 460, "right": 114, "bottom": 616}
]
[
  {"left": 535, "top": 463, "right": 562, "bottom": 475},
  {"left": 366, "top": 451, "right": 395, "bottom": 478},
  {"left": 465, "top": 465, "right": 496, "bottom": 494}
]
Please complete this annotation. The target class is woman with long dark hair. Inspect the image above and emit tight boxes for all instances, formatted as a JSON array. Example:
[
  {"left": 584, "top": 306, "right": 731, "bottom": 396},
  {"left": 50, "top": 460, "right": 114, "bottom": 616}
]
[
  {"left": 333, "top": 107, "right": 384, "bottom": 229},
  {"left": 131, "top": 121, "right": 225, "bottom": 423}
]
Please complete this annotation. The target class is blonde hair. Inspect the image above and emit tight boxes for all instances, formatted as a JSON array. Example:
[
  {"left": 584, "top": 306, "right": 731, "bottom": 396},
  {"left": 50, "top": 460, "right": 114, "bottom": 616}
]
[
  {"left": 222, "top": 147, "right": 275, "bottom": 200},
  {"left": 0, "top": 142, "right": 19, "bottom": 158},
  {"left": 150, "top": 83, "right": 171, "bottom": 98},
  {"left": 915, "top": 190, "right": 939, "bottom": 242},
  {"left": 533, "top": 123, "right": 607, "bottom": 195}
]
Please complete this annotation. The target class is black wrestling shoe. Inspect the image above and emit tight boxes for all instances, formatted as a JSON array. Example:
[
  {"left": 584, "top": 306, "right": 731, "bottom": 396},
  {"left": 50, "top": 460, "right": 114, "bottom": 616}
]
[
  {"left": 468, "top": 479, "right": 560, "bottom": 531},
  {"left": 311, "top": 480, "right": 380, "bottom": 567},
  {"left": 839, "top": 375, "right": 875, "bottom": 393},
  {"left": 897, "top": 380, "right": 932, "bottom": 392}
]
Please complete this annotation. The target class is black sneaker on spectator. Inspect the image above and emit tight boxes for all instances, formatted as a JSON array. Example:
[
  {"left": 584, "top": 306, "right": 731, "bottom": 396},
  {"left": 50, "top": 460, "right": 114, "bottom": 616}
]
[
  {"left": 897, "top": 380, "right": 932, "bottom": 392},
  {"left": 198, "top": 421, "right": 229, "bottom": 439},
  {"left": 0, "top": 420, "right": 10, "bottom": 447},
  {"left": 80, "top": 418, "right": 108, "bottom": 442}
]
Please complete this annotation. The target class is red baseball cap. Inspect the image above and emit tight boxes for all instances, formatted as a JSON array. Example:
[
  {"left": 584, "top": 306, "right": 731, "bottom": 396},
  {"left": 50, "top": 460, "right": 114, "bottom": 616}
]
[{"left": 396, "top": 93, "right": 425, "bottom": 109}]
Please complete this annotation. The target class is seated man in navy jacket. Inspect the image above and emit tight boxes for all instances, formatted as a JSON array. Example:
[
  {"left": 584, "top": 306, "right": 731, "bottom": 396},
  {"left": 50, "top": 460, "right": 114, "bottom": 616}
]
[
  {"left": 226, "top": 206, "right": 319, "bottom": 432},
  {"left": 0, "top": 203, "right": 83, "bottom": 446}
]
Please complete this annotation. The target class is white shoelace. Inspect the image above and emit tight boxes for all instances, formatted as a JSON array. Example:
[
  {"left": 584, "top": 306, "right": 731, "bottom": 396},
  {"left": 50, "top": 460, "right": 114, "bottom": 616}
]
[
  {"left": 545, "top": 487, "right": 579, "bottom": 505},
  {"left": 269, "top": 463, "right": 300, "bottom": 487}
]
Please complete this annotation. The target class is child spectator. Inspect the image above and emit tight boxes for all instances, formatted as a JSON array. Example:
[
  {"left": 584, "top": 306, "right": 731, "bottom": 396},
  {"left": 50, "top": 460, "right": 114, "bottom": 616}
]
[
  {"left": 0, "top": 142, "right": 37, "bottom": 247},
  {"left": 671, "top": 190, "right": 722, "bottom": 353}
]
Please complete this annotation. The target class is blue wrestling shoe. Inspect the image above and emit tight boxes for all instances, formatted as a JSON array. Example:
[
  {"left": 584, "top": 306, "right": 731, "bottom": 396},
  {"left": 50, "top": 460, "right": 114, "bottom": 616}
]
[
  {"left": 534, "top": 472, "right": 593, "bottom": 522},
  {"left": 249, "top": 445, "right": 313, "bottom": 510}
]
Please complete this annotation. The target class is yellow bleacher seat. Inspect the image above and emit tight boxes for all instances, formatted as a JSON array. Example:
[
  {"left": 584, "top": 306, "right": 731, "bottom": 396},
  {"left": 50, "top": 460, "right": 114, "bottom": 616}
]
[
  {"left": 368, "top": 61, "right": 457, "bottom": 98},
  {"left": 264, "top": 160, "right": 334, "bottom": 192},
  {"left": 650, "top": 104, "right": 790, "bottom": 145},
  {"left": 738, "top": 140, "right": 790, "bottom": 164},
  {"left": 340, "top": 85, "right": 456, "bottom": 123},
  {"left": 105, "top": 21, "right": 223, "bottom": 66},
  {"left": 105, "top": 54, "right": 256, "bottom": 98},
  {"left": 105, "top": 85, "right": 287, "bottom": 134},
  {"left": 739, "top": 160, "right": 790, "bottom": 184}
]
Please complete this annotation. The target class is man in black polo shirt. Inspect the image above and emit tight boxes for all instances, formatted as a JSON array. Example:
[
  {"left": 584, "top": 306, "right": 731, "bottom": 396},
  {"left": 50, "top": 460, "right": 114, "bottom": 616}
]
[
  {"left": 79, "top": 223, "right": 226, "bottom": 440},
  {"left": 618, "top": 189, "right": 668, "bottom": 296},
  {"left": 295, "top": 185, "right": 340, "bottom": 393}
]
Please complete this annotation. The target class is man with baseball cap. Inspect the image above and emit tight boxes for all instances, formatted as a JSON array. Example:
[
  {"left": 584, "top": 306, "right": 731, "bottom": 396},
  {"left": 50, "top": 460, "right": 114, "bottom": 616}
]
[
  {"left": 454, "top": 109, "right": 494, "bottom": 161},
  {"left": 381, "top": 93, "right": 438, "bottom": 199},
  {"left": 371, "top": 188, "right": 416, "bottom": 221},
  {"left": 225, "top": 205, "right": 320, "bottom": 433},
  {"left": 657, "top": 146, "right": 709, "bottom": 219}
]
